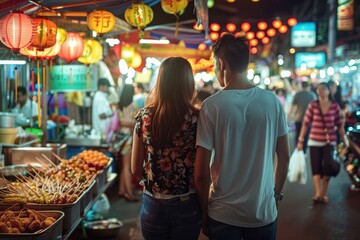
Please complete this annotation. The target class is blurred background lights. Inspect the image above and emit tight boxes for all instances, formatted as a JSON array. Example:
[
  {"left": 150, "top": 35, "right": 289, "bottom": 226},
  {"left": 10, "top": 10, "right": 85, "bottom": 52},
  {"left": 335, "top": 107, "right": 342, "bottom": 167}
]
[
  {"left": 327, "top": 66, "right": 335, "bottom": 76},
  {"left": 289, "top": 48, "right": 296, "bottom": 54},
  {"left": 310, "top": 72, "right": 317, "bottom": 79},
  {"left": 278, "top": 58, "right": 284, "bottom": 66},
  {"left": 226, "top": 23, "right": 237, "bottom": 32},
  {"left": 119, "top": 59, "right": 129, "bottom": 75},
  {"left": 348, "top": 59, "right": 355, "bottom": 66},
  {"left": 264, "top": 77, "right": 271, "bottom": 85},
  {"left": 300, "top": 63, "right": 307, "bottom": 71},
  {"left": 319, "top": 69, "right": 327, "bottom": 79},
  {"left": 253, "top": 75, "right": 261, "bottom": 84},
  {"left": 241, "top": 22, "right": 251, "bottom": 32},
  {"left": 287, "top": 17, "right": 297, "bottom": 26},
  {"left": 247, "top": 69, "right": 255, "bottom": 80},
  {"left": 210, "top": 23, "right": 221, "bottom": 32}
]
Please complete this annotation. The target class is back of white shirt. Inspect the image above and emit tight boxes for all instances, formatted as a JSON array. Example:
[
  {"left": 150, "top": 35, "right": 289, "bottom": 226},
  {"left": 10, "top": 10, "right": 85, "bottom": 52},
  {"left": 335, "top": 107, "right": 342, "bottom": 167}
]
[
  {"left": 196, "top": 87, "right": 288, "bottom": 228},
  {"left": 92, "top": 91, "right": 112, "bottom": 135}
]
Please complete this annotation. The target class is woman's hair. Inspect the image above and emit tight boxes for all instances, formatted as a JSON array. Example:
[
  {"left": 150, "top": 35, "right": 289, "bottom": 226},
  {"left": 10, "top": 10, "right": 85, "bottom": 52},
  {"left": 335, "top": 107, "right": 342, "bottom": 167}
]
[
  {"left": 119, "top": 84, "right": 134, "bottom": 111},
  {"left": 212, "top": 33, "right": 250, "bottom": 73},
  {"left": 317, "top": 82, "right": 334, "bottom": 102},
  {"left": 147, "top": 57, "right": 197, "bottom": 147}
]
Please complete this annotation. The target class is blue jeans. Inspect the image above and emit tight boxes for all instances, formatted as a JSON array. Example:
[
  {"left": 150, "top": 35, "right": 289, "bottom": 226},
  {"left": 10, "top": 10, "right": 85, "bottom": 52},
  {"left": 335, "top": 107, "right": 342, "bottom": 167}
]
[
  {"left": 207, "top": 217, "right": 277, "bottom": 240},
  {"left": 140, "top": 193, "right": 201, "bottom": 240}
]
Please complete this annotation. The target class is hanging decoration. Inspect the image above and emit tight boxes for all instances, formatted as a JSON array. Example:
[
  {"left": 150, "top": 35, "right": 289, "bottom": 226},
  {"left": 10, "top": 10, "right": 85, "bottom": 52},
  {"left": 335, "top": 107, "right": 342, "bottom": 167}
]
[
  {"left": 57, "top": 28, "right": 67, "bottom": 43},
  {"left": 0, "top": 11, "right": 36, "bottom": 53},
  {"left": 124, "top": 3, "right": 154, "bottom": 37},
  {"left": 14, "top": 67, "right": 18, "bottom": 102},
  {"left": 58, "top": 32, "right": 84, "bottom": 62},
  {"left": 194, "top": 0, "right": 209, "bottom": 39},
  {"left": 77, "top": 38, "right": 103, "bottom": 89},
  {"left": 161, "top": 0, "right": 188, "bottom": 36},
  {"left": 31, "top": 18, "right": 57, "bottom": 50},
  {"left": 77, "top": 38, "right": 103, "bottom": 65},
  {"left": 87, "top": 10, "right": 115, "bottom": 35}
]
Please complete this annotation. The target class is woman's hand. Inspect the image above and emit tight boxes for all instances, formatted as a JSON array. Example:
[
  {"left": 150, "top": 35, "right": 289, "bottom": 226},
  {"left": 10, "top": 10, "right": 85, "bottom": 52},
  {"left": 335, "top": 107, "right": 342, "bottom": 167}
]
[{"left": 297, "top": 141, "right": 303, "bottom": 151}]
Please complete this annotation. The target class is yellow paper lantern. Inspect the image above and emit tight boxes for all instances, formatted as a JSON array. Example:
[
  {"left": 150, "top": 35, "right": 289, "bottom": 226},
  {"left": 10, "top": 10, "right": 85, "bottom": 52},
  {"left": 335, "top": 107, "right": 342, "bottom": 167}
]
[
  {"left": 161, "top": 0, "right": 188, "bottom": 14},
  {"left": 124, "top": 3, "right": 154, "bottom": 30},
  {"left": 130, "top": 52, "right": 143, "bottom": 69},
  {"left": 87, "top": 10, "right": 115, "bottom": 34},
  {"left": 57, "top": 28, "right": 67, "bottom": 43},
  {"left": 78, "top": 38, "right": 103, "bottom": 65}
]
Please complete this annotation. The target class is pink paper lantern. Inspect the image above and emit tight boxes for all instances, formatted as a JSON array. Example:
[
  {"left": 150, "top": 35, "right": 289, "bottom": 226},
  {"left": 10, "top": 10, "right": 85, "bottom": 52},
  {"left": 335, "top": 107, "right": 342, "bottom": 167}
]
[
  {"left": 0, "top": 11, "right": 36, "bottom": 53},
  {"left": 58, "top": 32, "right": 84, "bottom": 62}
]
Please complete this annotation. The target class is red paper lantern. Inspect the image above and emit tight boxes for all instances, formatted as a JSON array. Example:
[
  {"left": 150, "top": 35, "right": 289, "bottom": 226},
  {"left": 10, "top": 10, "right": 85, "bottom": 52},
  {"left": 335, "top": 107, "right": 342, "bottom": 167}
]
[
  {"left": 210, "top": 23, "right": 220, "bottom": 32},
  {"left": 226, "top": 23, "right": 236, "bottom": 32},
  {"left": 246, "top": 31, "right": 255, "bottom": 40},
  {"left": 266, "top": 28, "right": 276, "bottom": 37},
  {"left": 241, "top": 22, "right": 251, "bottom": 32},
  {"left": 287, "top": 18, "right": 297, "bottom": 27},
  {"left": 257, "top": 22, "right": 267, "bottom": 30},
  {"left": 250, "top": 47, "right": 258, "bottom": 54},
  {"left": 262, "top": 37, "right": 270, "bottom": 45},
  {"left": 256, "top": 31, "right": 265, "bottom": 39},
  {"left": 0, "top": 11, "right": 36, "bottom": 52},
  {"left": 272, "top": 19, "right": 282, "bottom": 29},
  {"left": 250, "top": 39, "right": 258, "bottom": 47},
  {"left": 58, "top": 32, "right": 84, "bottom": 62},
  {"left": 278, "top": 25, "right": 288, "bottom": 33},
  {"left": 210, "top": 32, "right": 219, "bottom": 41}
]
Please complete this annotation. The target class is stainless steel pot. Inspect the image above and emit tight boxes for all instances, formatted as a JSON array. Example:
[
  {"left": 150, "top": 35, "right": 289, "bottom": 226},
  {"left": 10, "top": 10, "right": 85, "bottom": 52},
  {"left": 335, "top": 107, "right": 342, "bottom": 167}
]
[
  {"left": 83, "top": 218, "right": 123, "bottom": 239},
  {"left": 0, "top": 112, "right": 16, "bottom": 128}
]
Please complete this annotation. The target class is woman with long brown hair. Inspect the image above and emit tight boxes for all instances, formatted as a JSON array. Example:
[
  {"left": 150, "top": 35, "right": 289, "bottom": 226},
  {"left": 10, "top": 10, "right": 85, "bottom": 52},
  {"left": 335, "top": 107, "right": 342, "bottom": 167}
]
[{"left": 131, "top": 57, "right": 201, "bottom": 240}]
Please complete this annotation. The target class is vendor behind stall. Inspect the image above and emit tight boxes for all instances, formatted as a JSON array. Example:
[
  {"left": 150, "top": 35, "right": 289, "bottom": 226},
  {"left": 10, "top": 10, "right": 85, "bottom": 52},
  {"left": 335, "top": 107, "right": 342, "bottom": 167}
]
[
  {"left": 12, "top": 86, "right": 39, "bottom": 127},
  {"left": 92, "top": 78, "right": 113, "bottom": 138}
]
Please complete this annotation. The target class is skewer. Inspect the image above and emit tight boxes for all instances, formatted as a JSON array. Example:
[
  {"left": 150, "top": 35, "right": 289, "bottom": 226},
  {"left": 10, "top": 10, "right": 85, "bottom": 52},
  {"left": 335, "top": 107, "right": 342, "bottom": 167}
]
[
  {"left": 51, "top": 152, "right": 66, "bottom": 163},
  {"left": 34, "top": 157, "right": 52, "bottom": 170},
  {"left": 41, "top": 154, "right": 58, "bottom": 169}
]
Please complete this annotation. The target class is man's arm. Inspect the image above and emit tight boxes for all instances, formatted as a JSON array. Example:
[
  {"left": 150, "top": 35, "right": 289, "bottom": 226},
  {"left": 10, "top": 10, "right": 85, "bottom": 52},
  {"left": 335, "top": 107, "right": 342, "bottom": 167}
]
[
  {"left": 195, "top": 146, "right": 211, "bottom": 231},
  {"left": 274, "top": 134, "right": 290, "bottom": 196}
]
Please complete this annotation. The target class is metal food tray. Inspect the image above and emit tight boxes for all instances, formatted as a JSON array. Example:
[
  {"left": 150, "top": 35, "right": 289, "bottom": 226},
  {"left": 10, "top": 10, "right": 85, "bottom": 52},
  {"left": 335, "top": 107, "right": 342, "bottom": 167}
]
[
  {"left": 0, "top": 210, "right": 64, "bottom": 240},
  {"left": 94, "top": 157, "right": 113, "bottom": 195},
  {"left": 80, "top": 180, "right": 96, "bottom": 215},
  {"left": 0, "top": 193, "right": 82, "bottom": 233}
]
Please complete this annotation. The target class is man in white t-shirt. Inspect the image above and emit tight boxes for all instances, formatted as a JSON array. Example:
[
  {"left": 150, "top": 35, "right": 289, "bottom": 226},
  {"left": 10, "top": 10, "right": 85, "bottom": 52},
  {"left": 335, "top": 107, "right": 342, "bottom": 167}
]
[
  {"left": 195, "top": 34, "right": 290, "bottom": 240},
  {"left": 13, "top": 86, "right": 38, "bottom": 127},
  {"left": 92, "top": 78, "right": 113, "bottom": 136}
]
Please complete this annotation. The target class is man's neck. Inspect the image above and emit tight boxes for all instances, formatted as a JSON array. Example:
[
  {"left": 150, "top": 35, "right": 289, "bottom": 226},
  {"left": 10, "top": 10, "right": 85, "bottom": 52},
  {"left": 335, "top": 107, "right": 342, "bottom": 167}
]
[{"left": 223, "top": 72, "right": 254, "bottom": 90}]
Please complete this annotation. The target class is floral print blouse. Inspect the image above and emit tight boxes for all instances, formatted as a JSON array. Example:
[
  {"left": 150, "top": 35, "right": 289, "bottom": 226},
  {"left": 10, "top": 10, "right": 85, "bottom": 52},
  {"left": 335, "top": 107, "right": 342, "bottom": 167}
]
[{"left": 135, "top": 107, "right": 198, "bottom": 195}]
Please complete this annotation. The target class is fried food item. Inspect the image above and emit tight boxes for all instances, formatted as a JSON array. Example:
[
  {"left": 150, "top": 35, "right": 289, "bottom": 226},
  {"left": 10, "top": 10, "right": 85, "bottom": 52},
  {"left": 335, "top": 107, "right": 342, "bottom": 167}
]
[
  {"left": 0, "top": 222, "right": 9, "bottom": 233},
  {"left": 7, "top": 218, "right": 24, "bottom": 232},
  {"left": 41, "top": 217, "right": 56, "bottom": 229},
  {"left": 19, "top": 217, "right": 32, "bottom": 229},
  {"left": 0, "top": 210, "right": 15, "bottom": 221},
  {"left": 28, "top": 219, "right": 42, "bottom": 232},
  {"left": 8, "top": 227, "right": 20, "bottom": 233}
]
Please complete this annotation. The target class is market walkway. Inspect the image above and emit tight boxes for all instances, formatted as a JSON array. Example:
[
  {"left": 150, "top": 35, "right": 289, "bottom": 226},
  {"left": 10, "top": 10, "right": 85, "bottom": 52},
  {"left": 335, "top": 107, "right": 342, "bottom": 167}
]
[{"left": 70, "top": 139, "right": 360, "bottom": 240}]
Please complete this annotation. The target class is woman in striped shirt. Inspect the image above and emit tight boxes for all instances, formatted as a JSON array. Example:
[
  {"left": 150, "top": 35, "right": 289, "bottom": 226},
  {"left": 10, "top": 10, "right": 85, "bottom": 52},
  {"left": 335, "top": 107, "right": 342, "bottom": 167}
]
[{"left": 297, "top": 82, "right": 348, "bottom": 204}]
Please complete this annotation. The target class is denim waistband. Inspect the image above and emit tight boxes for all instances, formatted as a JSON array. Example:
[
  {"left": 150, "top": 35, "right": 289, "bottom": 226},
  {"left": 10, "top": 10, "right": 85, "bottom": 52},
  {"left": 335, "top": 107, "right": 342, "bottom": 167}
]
[{"left": 143, "top": 188, "right": 196, "bottom": 200}]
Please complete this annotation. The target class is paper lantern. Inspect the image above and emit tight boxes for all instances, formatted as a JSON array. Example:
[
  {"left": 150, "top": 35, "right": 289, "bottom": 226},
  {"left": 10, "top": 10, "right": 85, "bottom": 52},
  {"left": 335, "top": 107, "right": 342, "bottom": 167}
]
[
  {"left": 78, "top": 38, "right": 103, "bottom": 65},
  {"left": 256, "top": 31, "right": 265, "bottom": 39},
  {"left": 287, "top": 18, "right": 297, "bottom": 27},
  {"left": 210, "top": 23, "right": 220, "bottom": 32},
  {"left": 278, "top": 25, "right": 288, "bottom": 33},
  {"left": 210, "top": 32, "right": 219, "bottom": 41},
  {"left": 262, "top": 37, "right": 270, "bottom": 45},
  {"left": 257, "top": 22, "right": 268, "bottom": 30},
  {"left": 246, "top": 31, "right": 255, "bottom": 40},
  {"left": 130, "top": 52, "right": 143, "bottom": 69},
  {"left": 161, "top": 0, "right": 188, "bottom": 15},
  {"left": 272, "top": 19, "right": 282, "bottom": 29},
  {"left": 267, "top": 28, "right": 276, "bottom": 37},
  {"left": 57, "top": 28, "right": 67, "bottom": 43},
  {"left": 87, "top": 10, "right": 115, "bottom": 34},
  {"left": 0, "top": 11, "right": 36, "bottom": 52},
  {"left": 125, "top": 3, "right": 154, "bottom": 30},
  {"left": 226, "top": 23, "right": 236, "bottom": 32},
  {"left": 241, "top": 22, "right": 251, "bottom": 32},
  {"left": 58, "top": 32, "right": 84, "bottom": 62},
  {"left": 31, "top": 18, "right": 57, "bottom": 50}
]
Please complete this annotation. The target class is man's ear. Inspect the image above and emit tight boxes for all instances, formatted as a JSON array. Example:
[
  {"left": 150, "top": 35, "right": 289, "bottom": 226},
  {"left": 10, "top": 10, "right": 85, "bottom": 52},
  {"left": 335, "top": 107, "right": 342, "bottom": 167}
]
[{"left": 218, "top": 58, "right": 225, "bottom": 71}]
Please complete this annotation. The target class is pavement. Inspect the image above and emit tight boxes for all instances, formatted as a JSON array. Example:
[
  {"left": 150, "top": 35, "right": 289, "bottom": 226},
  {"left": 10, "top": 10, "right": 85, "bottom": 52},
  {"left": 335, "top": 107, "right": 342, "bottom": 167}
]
[{"left": 69, "top": 133, "right": 360, "bottom": 240}]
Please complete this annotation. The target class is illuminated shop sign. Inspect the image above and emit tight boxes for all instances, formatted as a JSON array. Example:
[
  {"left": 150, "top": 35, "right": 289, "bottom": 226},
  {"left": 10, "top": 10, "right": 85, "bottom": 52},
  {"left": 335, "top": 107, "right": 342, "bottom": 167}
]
[
  {"left": 295, "top": 52, "right": 326, "bottom": 69},
  {"left": 337, "top": 0, "right": 354, "bottom": 31},
  {"left": 291, "top": 22, "right": 316, "bottom": 48},
  {"left": 50, "top": 65, "right": 98, "bottom": 91}
]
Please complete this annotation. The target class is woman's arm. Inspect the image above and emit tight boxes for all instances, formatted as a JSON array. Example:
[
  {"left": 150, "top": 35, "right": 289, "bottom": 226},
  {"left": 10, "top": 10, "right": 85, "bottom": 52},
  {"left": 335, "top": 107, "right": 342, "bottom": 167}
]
[{"left": 131, "top": 128, "right": 145, "bottom": 180}]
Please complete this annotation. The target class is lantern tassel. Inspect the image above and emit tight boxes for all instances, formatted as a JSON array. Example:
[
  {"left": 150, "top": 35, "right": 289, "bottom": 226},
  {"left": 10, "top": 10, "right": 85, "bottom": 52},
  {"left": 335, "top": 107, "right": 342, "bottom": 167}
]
[
  {"left": 49, "top": 59, "right": 53, "bottom": 73},
  {"left": 14, "top": 67, "right": 18, "bottom": 102},
  {"left": 86, "top": 66, "right": 90, "bottom": 89},
  {"left": 174, "top": 14, "right": 179, "bottom": 37},
  {"left": 37, "top": 60, "right": 41, "bottom": 127},
  {"left": 31, "top": 68, "right": 35, "bottom": 93},
  {"left": 70, "top": 68, "right": 73, "bottom": 85},
  {"left": 42, "top": 63, "right": 46, "bottom": 91}
]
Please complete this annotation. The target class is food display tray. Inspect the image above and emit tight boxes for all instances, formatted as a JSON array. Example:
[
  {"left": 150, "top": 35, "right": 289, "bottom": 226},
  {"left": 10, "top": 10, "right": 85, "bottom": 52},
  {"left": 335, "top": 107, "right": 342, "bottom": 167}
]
[
  {"left": 80, "top": 180, "right": 96, "bottom": 215},
  {"left": 0, "top": 193, "right": 82, "bottom": 233},
  {"left": 94, "top": 157, "right": 113, "bottom": 195},
  {"left": 0, "top": 210, "right": 64, "bottom": 240}
]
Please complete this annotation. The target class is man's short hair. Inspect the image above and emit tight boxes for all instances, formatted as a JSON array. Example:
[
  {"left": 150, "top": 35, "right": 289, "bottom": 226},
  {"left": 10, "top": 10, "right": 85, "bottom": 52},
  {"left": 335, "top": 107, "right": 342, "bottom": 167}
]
[
  {"left": 98, "top": 78, "right": 111, "bottom": 87},
  {"left": 301, "top": 81, "right": 309, "bottom": 89},
  {"left": 17, "top": 86, "right": 27, "bottom": 96}
]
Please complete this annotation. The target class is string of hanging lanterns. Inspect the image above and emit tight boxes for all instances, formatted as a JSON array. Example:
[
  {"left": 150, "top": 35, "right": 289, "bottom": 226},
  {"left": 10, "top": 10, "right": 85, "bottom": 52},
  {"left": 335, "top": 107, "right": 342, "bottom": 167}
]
[{"left": 201, "top": 17, "right": 298, "bottom": 54}]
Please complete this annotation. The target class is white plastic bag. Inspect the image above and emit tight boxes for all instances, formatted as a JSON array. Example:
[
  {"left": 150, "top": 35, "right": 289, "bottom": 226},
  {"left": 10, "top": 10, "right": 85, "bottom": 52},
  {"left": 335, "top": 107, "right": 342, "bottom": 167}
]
[{"left": 287, "top": 149, "right": 307, "bottom": 184}]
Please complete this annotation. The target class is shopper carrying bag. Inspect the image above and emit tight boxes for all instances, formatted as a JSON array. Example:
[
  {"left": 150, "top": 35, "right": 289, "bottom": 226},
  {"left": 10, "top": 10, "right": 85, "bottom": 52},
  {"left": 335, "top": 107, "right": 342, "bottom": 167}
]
[{"left": 288, "top": 149, "right": 307, "bottom": 184}]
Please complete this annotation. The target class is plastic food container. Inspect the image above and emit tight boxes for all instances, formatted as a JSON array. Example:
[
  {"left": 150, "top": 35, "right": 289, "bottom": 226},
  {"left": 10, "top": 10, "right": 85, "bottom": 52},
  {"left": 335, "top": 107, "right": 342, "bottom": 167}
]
[
  {"left": 0, "top": 210, "right": 64, "bottom": 240},
  {"left": 0, "top": 128, "right": 17, "bottom": 144}
]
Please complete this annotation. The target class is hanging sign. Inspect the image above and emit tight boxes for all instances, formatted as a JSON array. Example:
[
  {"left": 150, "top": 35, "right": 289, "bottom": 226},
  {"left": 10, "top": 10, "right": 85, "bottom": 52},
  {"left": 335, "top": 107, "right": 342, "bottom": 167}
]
[
  {"left": 49, "top": 65, "right": 98, "bottom": 91},
  {"left": 291, "top": 22, "right": 316, "bottom": 48},
  {"left": 337, "top": 0, "right": 354, "bottom": 31}
]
